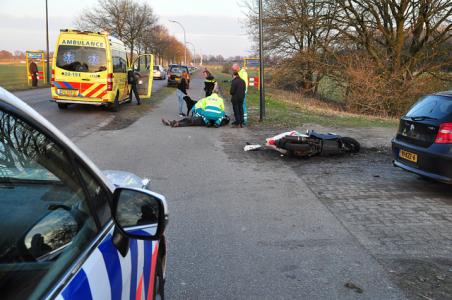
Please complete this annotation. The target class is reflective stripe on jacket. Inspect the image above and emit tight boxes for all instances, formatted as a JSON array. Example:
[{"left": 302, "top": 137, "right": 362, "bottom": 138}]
[{"left": 238, "top": 68, "right": 248, "bottom": 93}]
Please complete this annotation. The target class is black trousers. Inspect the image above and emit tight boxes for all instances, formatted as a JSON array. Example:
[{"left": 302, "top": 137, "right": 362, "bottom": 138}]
[
  {"left": 129, "top": 84, "right": 141, "bottom": 104},
  {"left": 232, "top": 100, "right": 244, "bottom": 124},
  {"left": 31, "top": 73, "right": 38, "bottom": 87},
  {"left": 177, "top": 117, "right": 204, "bottom": 127}
]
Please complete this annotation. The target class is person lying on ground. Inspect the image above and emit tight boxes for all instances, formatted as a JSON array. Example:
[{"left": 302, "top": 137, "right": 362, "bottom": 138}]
[{"left": 161, "top": 114, "right": 230, "bottom": 128}]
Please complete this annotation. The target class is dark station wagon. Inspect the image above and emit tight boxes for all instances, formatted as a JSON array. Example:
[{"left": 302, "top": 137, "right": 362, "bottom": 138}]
[{"left": 392, "top": 91, "right": 452, "bottom": 183}]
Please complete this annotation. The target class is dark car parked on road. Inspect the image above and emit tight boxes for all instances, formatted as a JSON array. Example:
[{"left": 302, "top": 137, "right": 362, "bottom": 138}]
[
  {"left": 392, "top": 91, "right": 452, "bottom": 184},
  {"left": 167, "top": 65, "right": 190, "bottom": 88}
]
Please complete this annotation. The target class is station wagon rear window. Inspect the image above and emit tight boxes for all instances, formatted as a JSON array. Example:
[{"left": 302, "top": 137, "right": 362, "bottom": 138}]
[
  {"left": 56, "top": 45, "right": 107, "bottom": 73},
  {"left": 406, "top": 95, "right": 452, "bottom": 121}
]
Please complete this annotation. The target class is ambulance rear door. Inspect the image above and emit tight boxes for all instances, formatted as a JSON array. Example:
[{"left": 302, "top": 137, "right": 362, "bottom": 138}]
[{"left": 131, "top": 54, "right": 154, "bottom": 99}]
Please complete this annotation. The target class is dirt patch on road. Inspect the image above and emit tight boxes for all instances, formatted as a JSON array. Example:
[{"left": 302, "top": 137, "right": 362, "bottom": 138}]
[{"left": 101, "top": 86, "right": 175, "bottom": 131}]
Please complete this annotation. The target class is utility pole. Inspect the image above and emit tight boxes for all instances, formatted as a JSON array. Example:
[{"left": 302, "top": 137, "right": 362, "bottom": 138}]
[
  {"left": 258, "top": 0, "right": 266, "bottom": 120},
  {"left": 169, "top": 20, "right": 187, "bottom": 65},
  {"left": 45, "top": 0, "right": 50, "bottom": 84}
]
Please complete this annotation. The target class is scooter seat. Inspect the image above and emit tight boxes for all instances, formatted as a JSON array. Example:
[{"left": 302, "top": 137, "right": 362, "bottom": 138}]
[{"left": 308, "top": 131, "right": 338, "bottom": 140}]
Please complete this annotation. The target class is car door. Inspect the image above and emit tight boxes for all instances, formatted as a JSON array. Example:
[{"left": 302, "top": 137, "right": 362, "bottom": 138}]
[
  {"left": 0, "top": 104, "right": 100, "bottom": 299},
  {"left": 131, "top": 54, "right": 154, "bottom": 99},
  {"left": 54, "top": 165, "right": 160, "bottom": 300},
  {"left": 0, "top": 97, "right": 162, "bottom": 300}
]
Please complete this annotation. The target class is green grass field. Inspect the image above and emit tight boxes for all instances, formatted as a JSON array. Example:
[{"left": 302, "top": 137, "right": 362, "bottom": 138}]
[
  {"left": 213, "top": 69, "right": 397, "bottom": 129},
  {"left": 0, "top": 63, "right": 50, "bottom": 91}
]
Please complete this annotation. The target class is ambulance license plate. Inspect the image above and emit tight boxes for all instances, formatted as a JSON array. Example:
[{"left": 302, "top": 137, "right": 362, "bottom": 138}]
[
  {"left": 59, "top": 89, "right": 78, "bottom": 97},
  {"left": 399, "top": 149, "right": 418, "bottom": 163}
]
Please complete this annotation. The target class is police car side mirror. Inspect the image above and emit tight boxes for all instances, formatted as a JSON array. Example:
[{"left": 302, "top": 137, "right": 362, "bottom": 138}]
[{"left": 112, "top": 187, "right": 167, "bottom": 241}]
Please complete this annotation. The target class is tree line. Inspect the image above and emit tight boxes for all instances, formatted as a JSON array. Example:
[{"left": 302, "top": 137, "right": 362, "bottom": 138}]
[
  {"left": 77, "top": 0, "right": 192, "bottom": 65},
  {"left": 246, "top": 0, "right": 452, "bottom": 117}
]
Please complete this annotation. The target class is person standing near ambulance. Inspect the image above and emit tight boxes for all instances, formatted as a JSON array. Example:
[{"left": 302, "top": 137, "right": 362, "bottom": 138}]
[
  {"left": 127, "top": 69, "right": 141, "bottom": 105},
  {"left": 29, "top": 60, "right": 38, "bottom": 87},
  {"left": 232, "top": 63, "right": 248, "bottom": 124}
]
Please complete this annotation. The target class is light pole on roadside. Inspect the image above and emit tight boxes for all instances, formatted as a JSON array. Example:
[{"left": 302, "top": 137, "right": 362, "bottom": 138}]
[
  {"left": 169, "top": 20, "right": 187, "bottom": 65},
  {"left": 45, "top": 0, "right": 50, "bottom": 84},
  {"left": 186, "top": 41, "right": 196, "bottom": 66},
  {"left": 258, "top": 0, "right": 266, "bottom": 120}
]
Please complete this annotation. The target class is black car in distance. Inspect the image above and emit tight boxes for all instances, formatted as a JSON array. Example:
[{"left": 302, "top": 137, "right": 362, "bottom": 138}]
[{"left": 392, "top": 91, "right": 452, "bottom": 184}]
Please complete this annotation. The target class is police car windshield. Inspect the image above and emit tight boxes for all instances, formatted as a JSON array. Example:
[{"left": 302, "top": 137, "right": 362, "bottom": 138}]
[{"left": 56, "top": 45, "right": 107, "bottom": 73}]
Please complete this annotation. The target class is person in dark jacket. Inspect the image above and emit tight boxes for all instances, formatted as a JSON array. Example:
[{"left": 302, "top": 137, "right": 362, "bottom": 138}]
[
  {"left": 29, "top": 60, "right": 38, "bottom": 87},
  {"left": 127, "top": 69, "right": 141, "bottom": 105},
  {"left": 229, "top": 72, "right": 246, "bottom": 127},
  {"left": 203, "top": 70, "right": 216, "bottom": 97},
  {"left": 177, "top": 76, "right": 188, "bottom": 116}
]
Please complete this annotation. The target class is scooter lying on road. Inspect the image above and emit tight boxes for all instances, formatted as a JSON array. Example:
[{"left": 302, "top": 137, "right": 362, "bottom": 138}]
[{"left": 244, "top": 130, "right": 360, "bottom": 157}]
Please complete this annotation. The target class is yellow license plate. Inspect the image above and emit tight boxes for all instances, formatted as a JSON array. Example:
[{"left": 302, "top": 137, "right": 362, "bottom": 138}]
[
  {"left": 400, "top": 149, "right": 418, "bottom": 163},
  {"left": 59, "top": 89, "right": 78, "bottom": 97}
]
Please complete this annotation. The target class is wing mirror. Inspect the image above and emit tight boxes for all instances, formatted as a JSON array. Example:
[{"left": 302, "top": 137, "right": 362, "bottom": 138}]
[{"left": 112, "top": 187, "right": 167, "bottom": 241}]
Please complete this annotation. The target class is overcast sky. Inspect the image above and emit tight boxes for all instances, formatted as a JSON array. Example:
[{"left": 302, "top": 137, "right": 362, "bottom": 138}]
[{"left": 0, "top": 0, "right": 253, "bottom": 57}]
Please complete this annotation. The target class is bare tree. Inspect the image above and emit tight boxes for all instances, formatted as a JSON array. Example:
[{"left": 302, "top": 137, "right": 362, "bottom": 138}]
[{"left": 77, "top": 0, "right": 157, "bottom": 58}]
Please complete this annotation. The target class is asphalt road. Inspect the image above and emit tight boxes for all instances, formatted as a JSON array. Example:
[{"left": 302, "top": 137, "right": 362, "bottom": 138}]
[
  {"left": 13, "top": 78, "right": 167, "bottom": 140},
  {"left": 59, "top": 74, "right": 405, "bottom": 299}
]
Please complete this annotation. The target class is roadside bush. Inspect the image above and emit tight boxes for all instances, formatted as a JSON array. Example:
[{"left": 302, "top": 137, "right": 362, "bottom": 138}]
[{"left": 340, "top": 55, "right": 449, "bottom": 117}]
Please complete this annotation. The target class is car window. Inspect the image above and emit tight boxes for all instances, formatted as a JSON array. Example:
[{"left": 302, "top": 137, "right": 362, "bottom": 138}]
[
  {"left": 77, "top": 163, "right": 111, "bottom": 226},
  {"left": 0, "top": 109, "right": 99, "bottom": 299},
  {"left": 56, "top": 45, "right": 107, "bottom": 73},
  {"left": 406, "top": 95, "right": 452, "bottom": 120}
]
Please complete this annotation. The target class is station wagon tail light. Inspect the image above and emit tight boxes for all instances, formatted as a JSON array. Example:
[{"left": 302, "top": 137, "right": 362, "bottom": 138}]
[
  {"left": 435, "top": 123, "right": 452, "bottom": 144},
  {"left": 107, "top": 73, "right": 114, "bottom": 91}
]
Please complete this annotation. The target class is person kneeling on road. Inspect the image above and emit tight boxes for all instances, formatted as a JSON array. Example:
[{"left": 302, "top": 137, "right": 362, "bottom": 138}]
[
  {"left": 194, "top": 86, "right": 225, "bottom": 128},
  {"left": 162, "top": 87, "right": 228, "bottom": 128}
]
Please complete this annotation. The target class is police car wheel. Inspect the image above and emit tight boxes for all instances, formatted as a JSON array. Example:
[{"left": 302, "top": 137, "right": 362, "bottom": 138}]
[{"left": 154, "top": 255, "right": 165, "bottom": 300}]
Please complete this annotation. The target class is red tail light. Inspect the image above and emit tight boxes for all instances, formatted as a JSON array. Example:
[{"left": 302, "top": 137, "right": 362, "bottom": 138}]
[
  {"left": 51, "top": 69, "right": 55, "bottom": 87},
  {"left": 435, "top": 123, "right": 452, "bottom": 144},
  {"left": 107, "top": 73, "right": 113, "bottom": 91}
]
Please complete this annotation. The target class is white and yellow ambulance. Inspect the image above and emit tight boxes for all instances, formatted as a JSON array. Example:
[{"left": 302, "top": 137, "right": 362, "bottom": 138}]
[{"left": 51, "top": 29, "right": 154, "bottom": 111}]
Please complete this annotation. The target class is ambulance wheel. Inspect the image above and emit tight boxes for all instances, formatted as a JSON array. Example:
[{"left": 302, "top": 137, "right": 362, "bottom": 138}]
[
  {"left": 110, "top": 93, "right": 120, "bottom": 112},
  {"left": 57, "top": 103, "right": 68, "bottom": 109},
  {"left": 154, "top": 255, "right": 165, "bottom": 300}
]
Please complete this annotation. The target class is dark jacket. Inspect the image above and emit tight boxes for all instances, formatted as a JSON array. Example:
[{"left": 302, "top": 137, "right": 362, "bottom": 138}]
[
  {"left": 127, "top": 70, "right": 140, "bottom": 85},
  {"left": 29, "top": 62, "right": 38, "bottom": 74},
  {"left": 177, "top": 78, "right": 188, "bottom": 95},
  {"left": 204, "top": 75, "right": 216, "bottom": 97},
  {"left": 230, "top": 76, "right": 246, "bottom": 104}
]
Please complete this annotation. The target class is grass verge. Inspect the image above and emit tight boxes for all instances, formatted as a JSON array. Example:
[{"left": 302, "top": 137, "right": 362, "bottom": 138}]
[
  {"left": 212, "top": 70, "right": 398, "bottom": 129},
  {"left": 0, "top": 63, "right": 50, "bottom": 91}
]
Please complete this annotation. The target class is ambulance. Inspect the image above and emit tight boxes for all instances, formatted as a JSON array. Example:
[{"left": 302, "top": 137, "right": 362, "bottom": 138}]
[{"left": 51, "top": 29, "right": 154, "bottom": 111}]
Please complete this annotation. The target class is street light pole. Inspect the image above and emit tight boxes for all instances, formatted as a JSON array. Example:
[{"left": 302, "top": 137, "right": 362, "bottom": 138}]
[
  {"left": 45, "top": 0, "right": 50, "bottom": 84},
  {"left": 169, "top": 20, "right": 187, "bottom": 65},
  {"left": 186, "top": 41, "right": 196, "bottom": 66},
  {"left": 258, "top": 0, "right": 266, "bottom": 120}
]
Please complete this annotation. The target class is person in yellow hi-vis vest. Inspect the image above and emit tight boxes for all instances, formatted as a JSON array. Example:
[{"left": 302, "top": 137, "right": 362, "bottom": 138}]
[{"left": 232, "top": 64, "right": 248, "bottom": 125}]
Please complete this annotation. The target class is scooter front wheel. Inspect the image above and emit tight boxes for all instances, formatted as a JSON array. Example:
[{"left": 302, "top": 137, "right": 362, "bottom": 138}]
[{"left": 341, "top": 137, "right": 360, "bottom": 153}]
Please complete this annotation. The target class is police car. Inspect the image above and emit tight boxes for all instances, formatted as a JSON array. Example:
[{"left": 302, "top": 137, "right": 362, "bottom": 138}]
[{"left": 0, "top": 87, "right": 168, "bottom": 299}]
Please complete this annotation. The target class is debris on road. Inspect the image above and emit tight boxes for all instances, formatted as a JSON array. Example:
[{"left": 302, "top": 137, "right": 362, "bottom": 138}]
[
  {"left": 344, "top": 282, "right": 364, "bottom": 294},
  {"left": 244, "top": 130, "right": 360, "bottom": 158}
]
